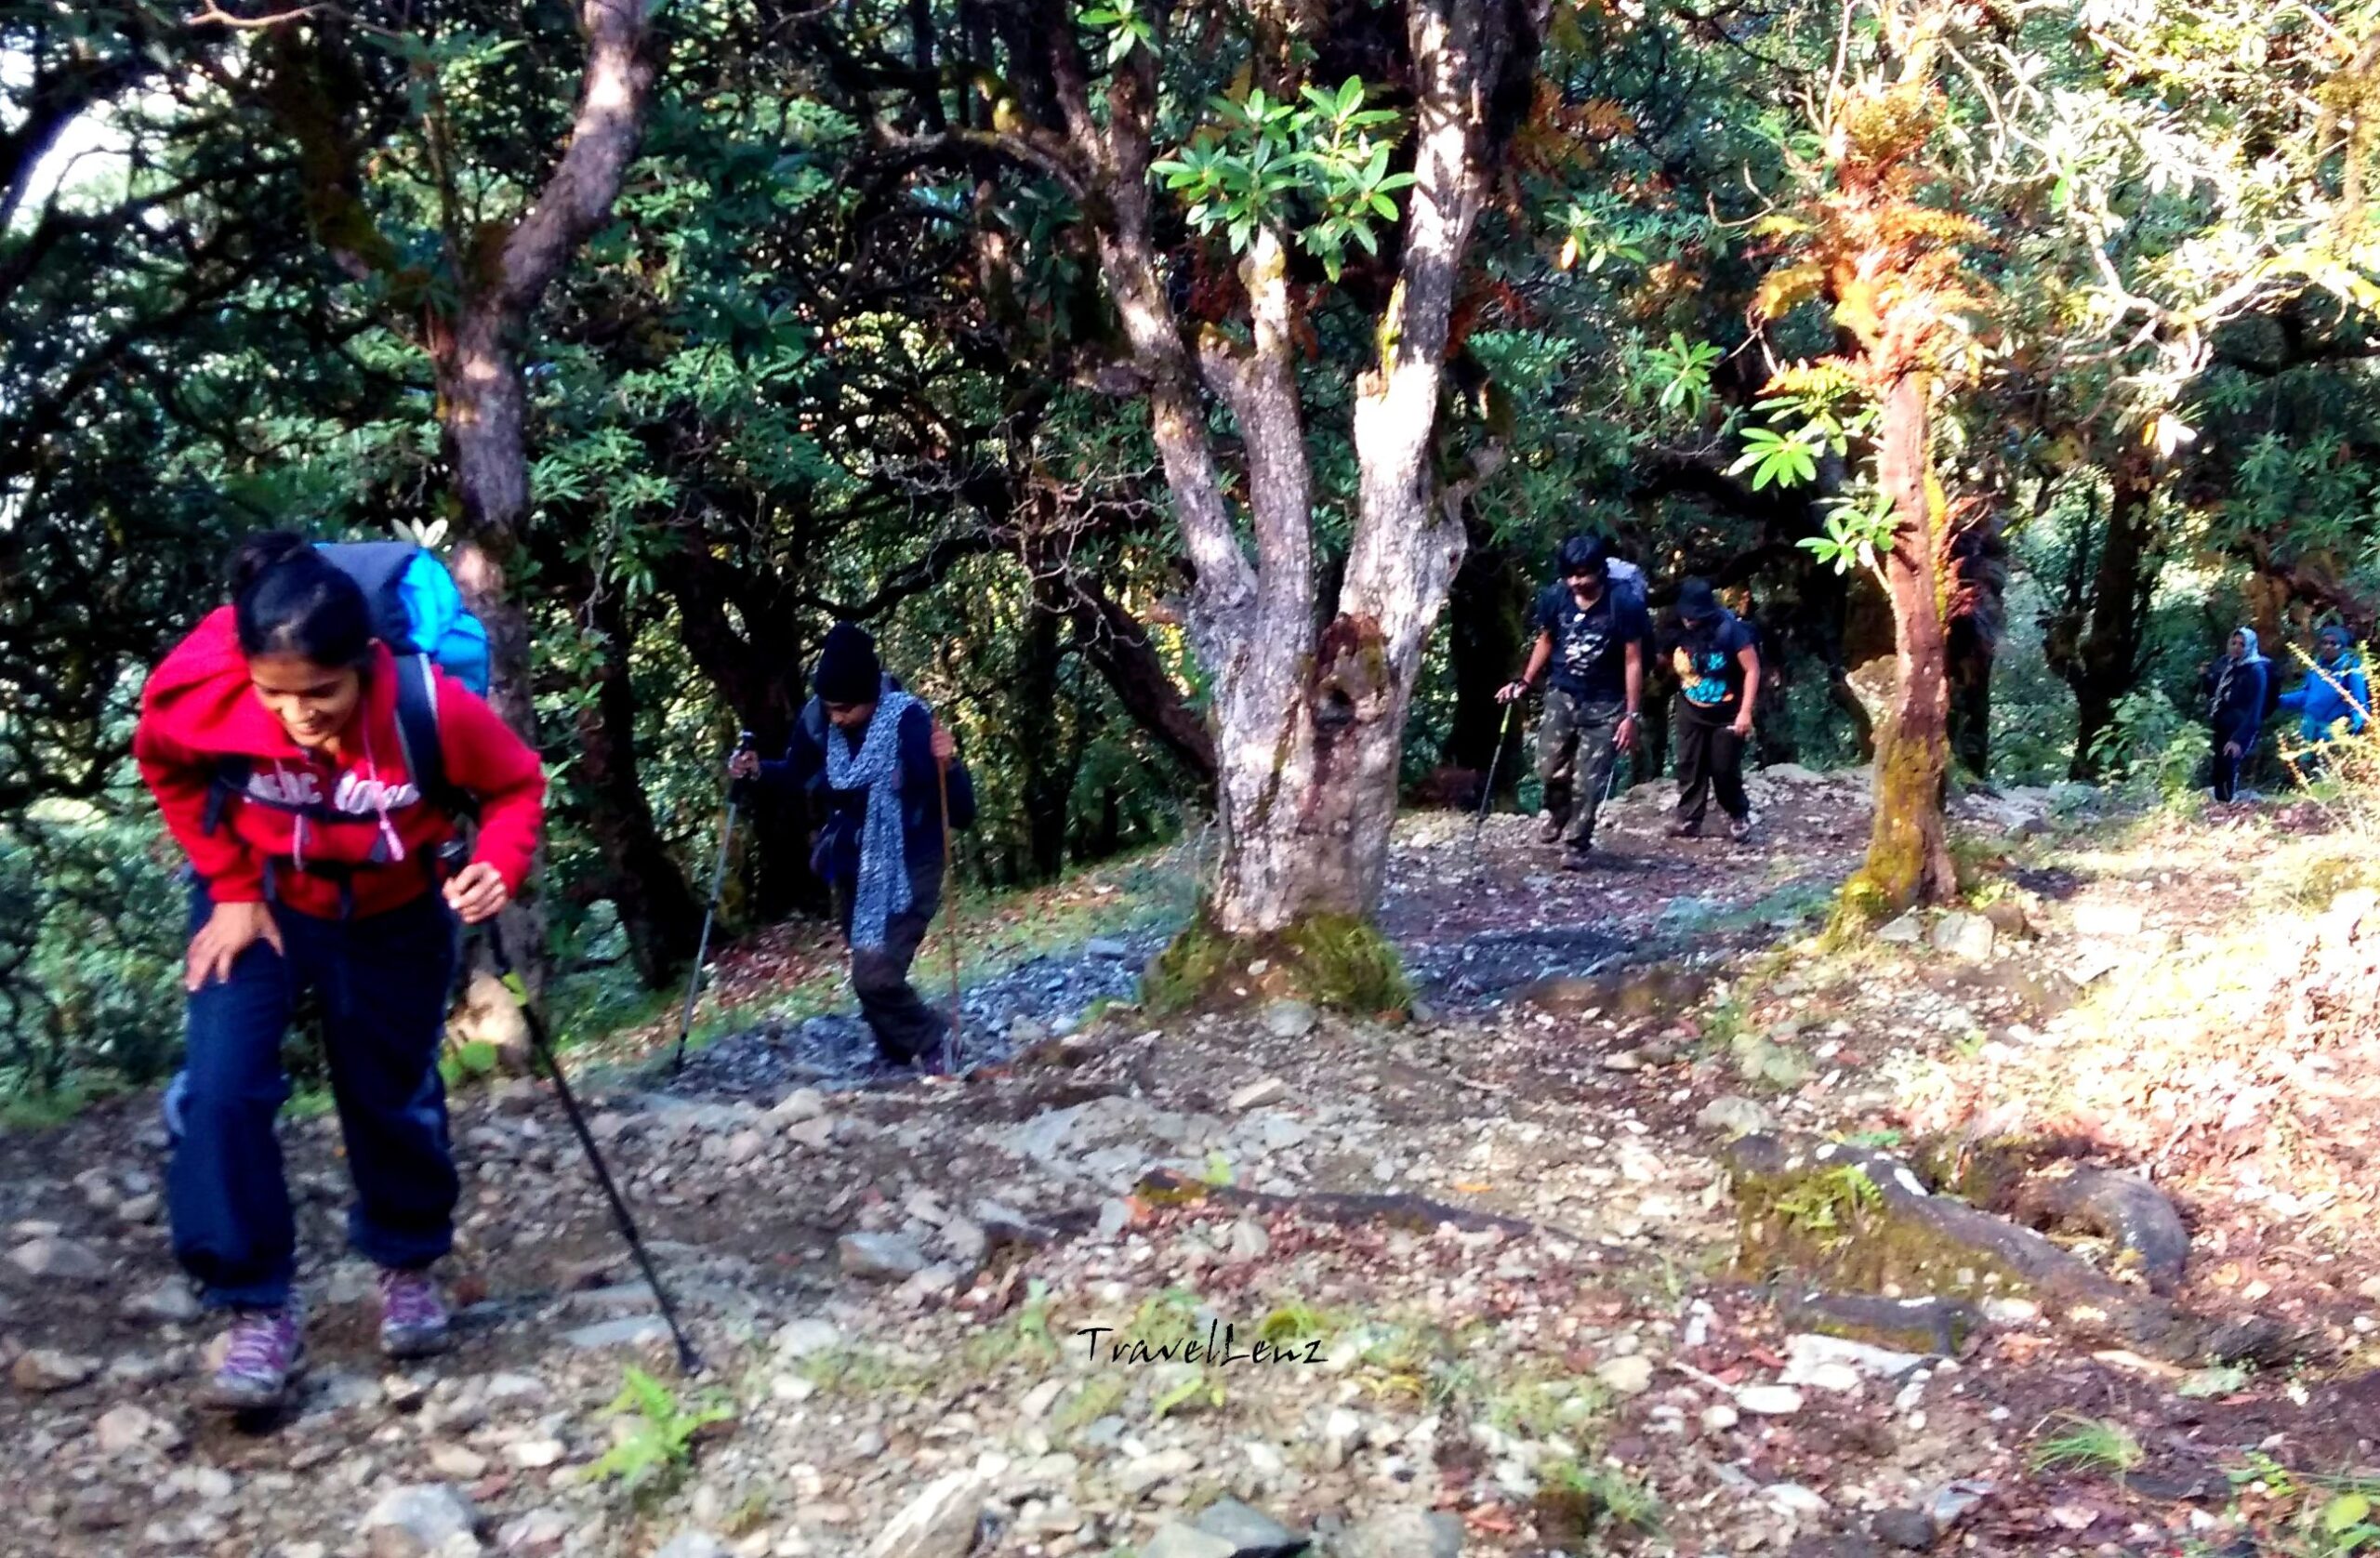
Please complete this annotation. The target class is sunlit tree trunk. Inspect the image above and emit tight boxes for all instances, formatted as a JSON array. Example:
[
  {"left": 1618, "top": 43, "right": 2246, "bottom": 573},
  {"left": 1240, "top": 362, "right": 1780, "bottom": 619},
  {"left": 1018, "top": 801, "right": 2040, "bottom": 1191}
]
[{"left": 1858, "top": 372, "right": 1958, "bottom": 908}]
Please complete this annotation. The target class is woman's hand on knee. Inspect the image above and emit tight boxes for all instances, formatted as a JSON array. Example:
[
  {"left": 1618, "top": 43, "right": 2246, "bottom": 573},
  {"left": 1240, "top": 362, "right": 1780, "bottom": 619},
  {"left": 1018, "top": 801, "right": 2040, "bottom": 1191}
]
[{"left": 186, "top": 902, "right": 284, "bottom": 991}]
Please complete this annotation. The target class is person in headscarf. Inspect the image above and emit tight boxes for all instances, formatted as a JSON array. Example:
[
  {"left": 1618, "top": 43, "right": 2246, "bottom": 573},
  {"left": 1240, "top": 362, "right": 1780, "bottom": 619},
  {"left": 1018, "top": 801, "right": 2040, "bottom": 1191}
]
[
  {"left": 732, "top": 623, "right": 974, "bottom": 1067},
  {"left": 2200, "top": 626, "right": 2269, "bottom": 802}
]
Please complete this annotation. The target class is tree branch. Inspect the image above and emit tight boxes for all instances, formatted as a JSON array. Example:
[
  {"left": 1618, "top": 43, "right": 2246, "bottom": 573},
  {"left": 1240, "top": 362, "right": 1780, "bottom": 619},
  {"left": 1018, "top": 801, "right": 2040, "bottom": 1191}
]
[{"left": 493, "top": 0, "right": 663, "bottom": 316}]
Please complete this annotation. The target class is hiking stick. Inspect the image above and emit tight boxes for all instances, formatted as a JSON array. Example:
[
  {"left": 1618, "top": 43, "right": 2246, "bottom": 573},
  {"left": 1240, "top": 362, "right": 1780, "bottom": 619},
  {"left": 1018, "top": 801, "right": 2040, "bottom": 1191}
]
[
  {"left": 671, "top": 731, "right": 753, "bottom": 1076},
  {"left": 934, "top": 753, "right": 964, "bottom": 1072},
  {"left": 1582, "top": 728, "right": 1628, "bottom": 845},
  {"left": 1470, "top": 698, "right": 1522, "bottom": 857},
  {"left": 486, "top": 920, "right": 703, "bottom": 1375}
]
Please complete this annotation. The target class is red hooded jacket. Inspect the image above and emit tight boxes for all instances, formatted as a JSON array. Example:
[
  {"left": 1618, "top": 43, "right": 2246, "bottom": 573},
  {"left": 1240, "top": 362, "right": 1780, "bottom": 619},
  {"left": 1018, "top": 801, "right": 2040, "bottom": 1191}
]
[{"left": 134, "top": 607, "right": 545, "bottom": 920}]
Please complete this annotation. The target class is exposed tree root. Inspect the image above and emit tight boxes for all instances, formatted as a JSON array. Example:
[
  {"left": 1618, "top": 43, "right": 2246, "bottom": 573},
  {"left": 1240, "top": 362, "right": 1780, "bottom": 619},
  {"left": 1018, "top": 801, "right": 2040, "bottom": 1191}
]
[
  {"left": 2010, "top": 1164, "right": 2190, "bottom": 1296},
  {"left": 1134, "top": 1167, "right": 1543, "bottom": 1237},
  {"left": 1726, "top": 1134, "right": 2291, "bottom": 1366},
  {"left": 1775, "top": 1288, "right": 1983, "bottom": 1355}
]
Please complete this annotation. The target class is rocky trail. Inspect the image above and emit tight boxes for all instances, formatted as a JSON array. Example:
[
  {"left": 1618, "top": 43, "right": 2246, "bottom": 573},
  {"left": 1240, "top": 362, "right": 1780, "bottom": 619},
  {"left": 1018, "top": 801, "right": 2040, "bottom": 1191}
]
[{"left": 5, "top": 769, "right": 2379, "bottom": 1558}]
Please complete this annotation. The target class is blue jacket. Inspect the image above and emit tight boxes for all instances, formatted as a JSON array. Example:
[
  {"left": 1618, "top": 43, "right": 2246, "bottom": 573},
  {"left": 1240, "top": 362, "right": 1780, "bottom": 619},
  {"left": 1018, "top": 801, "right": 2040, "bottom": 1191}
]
[
  {"left": 2278, "top": 651, "right": 2370, "bottom": 744},
  {"left": 755, "top": 692, "right": 975, "bottom": 891}
]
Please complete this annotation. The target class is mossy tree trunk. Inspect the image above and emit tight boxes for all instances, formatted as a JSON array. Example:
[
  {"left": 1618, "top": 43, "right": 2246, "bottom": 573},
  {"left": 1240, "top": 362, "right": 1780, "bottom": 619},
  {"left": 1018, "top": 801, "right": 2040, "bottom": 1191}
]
[{"left": 1859, "top": 371, "right": 1958, "bottom": 909}]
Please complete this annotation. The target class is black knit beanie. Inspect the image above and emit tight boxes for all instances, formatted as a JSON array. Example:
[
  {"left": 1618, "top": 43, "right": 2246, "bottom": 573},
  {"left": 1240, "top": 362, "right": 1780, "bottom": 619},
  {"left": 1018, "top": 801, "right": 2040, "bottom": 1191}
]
[{"left": 813, "top": 622, "right": 881, "bottom": 706}]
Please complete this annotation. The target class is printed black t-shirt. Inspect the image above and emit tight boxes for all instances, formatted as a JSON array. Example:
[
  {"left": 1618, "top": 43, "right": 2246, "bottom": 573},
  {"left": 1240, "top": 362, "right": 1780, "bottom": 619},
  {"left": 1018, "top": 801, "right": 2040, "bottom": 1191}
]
[
  {"left": 1535, "top": 583, "right": 1651, "bottom": 703},
  {"left": 1677, "top": 610, "right": 1756, "bottom": 714}
]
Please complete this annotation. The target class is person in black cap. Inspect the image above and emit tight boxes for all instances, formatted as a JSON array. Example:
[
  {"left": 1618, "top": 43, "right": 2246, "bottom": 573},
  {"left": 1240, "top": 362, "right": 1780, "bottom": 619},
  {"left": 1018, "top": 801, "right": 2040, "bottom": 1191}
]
[
  {"left": 1499, "top": 535, "right": 1650, "bottom": 868},
  {"left": 730, "top": 623, "right": 976, "bottom": 1067},
  {"left": 1667, "top": 577, "right": 1761, "bottom": 842}
]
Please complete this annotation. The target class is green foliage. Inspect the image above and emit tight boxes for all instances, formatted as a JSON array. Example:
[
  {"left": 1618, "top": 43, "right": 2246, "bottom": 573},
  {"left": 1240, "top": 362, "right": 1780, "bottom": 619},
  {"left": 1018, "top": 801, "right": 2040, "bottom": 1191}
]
[
  {"left": 2090, "top": 689, "right": 2202, "bottom": 799},
  {"left": 1153, "top": 78, "right": 1413, "bottom": 280},
  {"left": 1077, "top": 2, "right": 1156, "bottom": 65},
  {"left": 1729, "top": 424, "right": 1822, "bottom": 491},
  {"left": 0, "top": 804, "right": 189, "bottom": 1101},
  {"left": 1768, "top": 1165, "right": 1884, "bottom": 1250},
  {"left": 1488, "top": 1373, "right": 1611, "bottom": 1439},
  {"left": 1054, "top": 1374, "right": 1130, "bottom": 1434},
  {"left": 1539, "top": 1458, "right": 1667, "bottom": 1538},
  {"left": 588, "top": 1367, "right": 734, "bottom": 1490},
  {"left": 1801, "top": 492, "right": 1899, "bottom": 577},
  {"left": 1646, "top": 334, "right": 1723, "bottom": 420},
  {"left": 1144, "top": 910, "right": 1409, "bottom": 1016},
  {"left": 965, "top": 1277, "right": 1061, "bottom": 1369}
]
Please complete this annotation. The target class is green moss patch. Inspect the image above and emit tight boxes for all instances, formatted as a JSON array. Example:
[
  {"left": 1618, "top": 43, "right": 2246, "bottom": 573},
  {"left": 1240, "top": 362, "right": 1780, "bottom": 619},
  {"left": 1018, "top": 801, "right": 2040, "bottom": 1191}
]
[{"left": 1142, "top": 911, "right": 1411, "bottom": 1017}]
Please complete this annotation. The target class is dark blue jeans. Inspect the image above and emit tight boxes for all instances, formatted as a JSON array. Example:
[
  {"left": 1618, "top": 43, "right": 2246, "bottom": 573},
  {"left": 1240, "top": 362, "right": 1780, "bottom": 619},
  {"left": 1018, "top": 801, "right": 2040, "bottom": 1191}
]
[{"left": 170, "top": 883, "right": 460, "bottom": 1310}]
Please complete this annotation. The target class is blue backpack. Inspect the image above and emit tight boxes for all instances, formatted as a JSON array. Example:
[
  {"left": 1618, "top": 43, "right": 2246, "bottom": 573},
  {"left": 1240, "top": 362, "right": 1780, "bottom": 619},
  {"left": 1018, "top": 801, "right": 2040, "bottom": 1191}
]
[{"left": 320, "top": 541, "right": 491, "bottom": 695}]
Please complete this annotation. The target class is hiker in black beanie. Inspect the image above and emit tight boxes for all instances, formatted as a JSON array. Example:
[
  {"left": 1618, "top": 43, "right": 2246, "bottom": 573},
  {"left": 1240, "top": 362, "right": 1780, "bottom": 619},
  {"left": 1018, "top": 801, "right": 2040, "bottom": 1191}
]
[{"left": 732, "top": 624, "right": 975, "bottom": 1067}]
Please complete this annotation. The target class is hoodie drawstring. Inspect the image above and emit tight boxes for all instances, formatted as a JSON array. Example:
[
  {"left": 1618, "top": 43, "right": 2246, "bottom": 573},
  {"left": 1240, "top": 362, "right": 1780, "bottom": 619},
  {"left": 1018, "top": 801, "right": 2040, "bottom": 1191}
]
[{"left": 360, "top": 723, "right": 407, "bottom": 866}]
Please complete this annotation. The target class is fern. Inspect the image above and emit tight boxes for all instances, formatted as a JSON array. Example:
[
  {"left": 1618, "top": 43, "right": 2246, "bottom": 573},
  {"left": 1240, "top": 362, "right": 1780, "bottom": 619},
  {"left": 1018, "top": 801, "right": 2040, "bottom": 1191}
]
[{"left": 588, "top": 1367, "right": 734, "bottom": 1488}]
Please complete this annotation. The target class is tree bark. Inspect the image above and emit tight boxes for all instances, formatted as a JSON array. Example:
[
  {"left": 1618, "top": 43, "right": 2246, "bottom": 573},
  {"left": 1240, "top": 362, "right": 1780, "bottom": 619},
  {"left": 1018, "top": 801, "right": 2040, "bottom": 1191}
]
[
  {"left": 429, "top": 0, "right": 658, "bottom": 989},
  {"left": 1858, "top": 371, "right": 1958, "bottom": 910},
  {"left": 1016, "top": 573, "right": 1074, "bottom": 881},
  {"left": 1006, "top": 0, "right": 1535, "bottom": 956},
  {"left": 2057, "top": 460, "right": 2160, "bottom": 777},
  {"left": 572, "top": 588, "right": 704, "bottom": 987},
  {"left": 1066, "top": 585, "right": 1217, "bottom": 785}
]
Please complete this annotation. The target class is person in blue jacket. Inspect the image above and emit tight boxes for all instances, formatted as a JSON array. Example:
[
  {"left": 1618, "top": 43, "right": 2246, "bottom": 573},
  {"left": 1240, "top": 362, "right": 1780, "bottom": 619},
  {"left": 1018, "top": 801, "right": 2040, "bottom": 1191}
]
[
  {"left": 2277, "top": 623, "right": 2370, "bottom": 754},
  {"left": 2200, "top": 626, "right": 2268, "bottom": 803},
  {"left": 731, "top": 623, "right": 974, "bottom": 1067}
]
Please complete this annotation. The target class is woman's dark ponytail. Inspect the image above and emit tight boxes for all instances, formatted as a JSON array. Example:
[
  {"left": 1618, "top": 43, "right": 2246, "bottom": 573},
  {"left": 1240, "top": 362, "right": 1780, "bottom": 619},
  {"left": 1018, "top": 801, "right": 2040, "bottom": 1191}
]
[{"left": 228, "top": 531, "right": 374, "bottom": 667}]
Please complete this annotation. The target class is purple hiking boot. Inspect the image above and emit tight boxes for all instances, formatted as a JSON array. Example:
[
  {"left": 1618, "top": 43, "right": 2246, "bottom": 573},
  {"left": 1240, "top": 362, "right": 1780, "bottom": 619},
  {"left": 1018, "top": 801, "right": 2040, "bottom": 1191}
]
[
  {"left": 203, "top": 1304, "right": 303, "bottom": 1411},
  {"left": 377, "top": 1266, "right": 452, "bottom": 1359}
]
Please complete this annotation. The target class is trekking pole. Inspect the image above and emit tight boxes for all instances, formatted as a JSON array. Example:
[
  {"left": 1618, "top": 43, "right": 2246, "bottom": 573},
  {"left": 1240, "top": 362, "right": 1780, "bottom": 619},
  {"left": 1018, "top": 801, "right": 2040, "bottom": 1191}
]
[
  {"left": 1581, "top": 728, "right": 1630, "bottom": 850},
  {"left": 485, "top": 919, "right": 704, "bottom": 1375},
  {"left": 672, "top": 730, "right": 754, "bottom": 1076},
  {"left": 1470, "top": 698, "right": 1523, "bottom": 857},
  {"left": 934, "top": 753, "right": 965, "bottom": 1073}
]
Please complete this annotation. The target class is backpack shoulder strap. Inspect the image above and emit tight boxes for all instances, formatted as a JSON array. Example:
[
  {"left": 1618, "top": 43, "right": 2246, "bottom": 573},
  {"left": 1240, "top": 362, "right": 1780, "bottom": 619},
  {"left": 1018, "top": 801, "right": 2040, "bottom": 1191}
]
[
  {"left": 205, "top": 757, "right": 253, "bottom": 835},
  {"left": 391, "top": 654, "right": 473, "bottom": 819}
]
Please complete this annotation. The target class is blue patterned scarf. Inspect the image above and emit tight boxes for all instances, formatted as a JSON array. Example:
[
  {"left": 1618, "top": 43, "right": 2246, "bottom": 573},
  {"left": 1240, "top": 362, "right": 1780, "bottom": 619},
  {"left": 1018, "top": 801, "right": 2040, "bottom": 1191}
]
[{"left": 826, "top": 690, "right": 919, "bottom": 949}]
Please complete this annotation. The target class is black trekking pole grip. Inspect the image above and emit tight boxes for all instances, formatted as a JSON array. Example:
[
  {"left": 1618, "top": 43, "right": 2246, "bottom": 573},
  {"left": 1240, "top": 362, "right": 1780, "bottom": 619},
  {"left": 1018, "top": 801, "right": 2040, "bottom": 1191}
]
[{"left": 484, "top": 920, "right": 704, "bottom": 1375}]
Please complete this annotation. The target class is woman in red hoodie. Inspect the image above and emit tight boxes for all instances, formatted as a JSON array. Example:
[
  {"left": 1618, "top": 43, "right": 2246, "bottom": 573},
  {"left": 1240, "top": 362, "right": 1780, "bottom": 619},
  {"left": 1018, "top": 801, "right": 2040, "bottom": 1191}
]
[{"left": 135, "top": 533, "right": 545, "bottom": 1410}]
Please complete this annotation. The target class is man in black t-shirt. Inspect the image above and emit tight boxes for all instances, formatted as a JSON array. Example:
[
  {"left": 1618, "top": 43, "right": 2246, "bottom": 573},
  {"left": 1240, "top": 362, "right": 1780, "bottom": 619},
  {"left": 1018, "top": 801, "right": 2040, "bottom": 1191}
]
[
  {"left": 1667, "top": 577, "right": 1762, "bottom": 841},
  {"left": 1499, "top": 535, "right": 1650, "bottom": 868}
]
